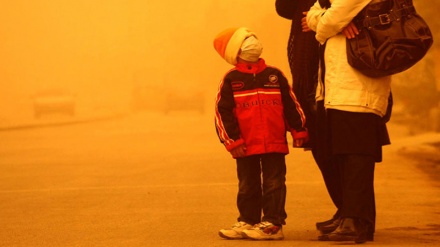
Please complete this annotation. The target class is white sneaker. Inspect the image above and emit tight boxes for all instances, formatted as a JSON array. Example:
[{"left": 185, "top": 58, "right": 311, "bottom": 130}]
[
  {"left": 242, "top": 221, "right": 284, "bottom": 240},
  {"left": 219, "top": 221, "right": 253, "bottom": 239}
]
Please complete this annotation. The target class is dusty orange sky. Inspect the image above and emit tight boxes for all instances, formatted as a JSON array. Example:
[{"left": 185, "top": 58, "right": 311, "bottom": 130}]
[
  {"left": 0, "top": 0, "right": 437, "bottom": 122},
  {"left": 0, "top": 1, "right": 292, "bottom": 119}
]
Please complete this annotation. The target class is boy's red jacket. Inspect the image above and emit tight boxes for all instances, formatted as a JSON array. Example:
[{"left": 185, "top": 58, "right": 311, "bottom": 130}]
[{"left": 215, "top": 59, "right": 308, "bottom": 156}]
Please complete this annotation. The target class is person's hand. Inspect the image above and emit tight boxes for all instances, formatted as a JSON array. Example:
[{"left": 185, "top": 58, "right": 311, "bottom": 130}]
[
  {"left": 293, "top": 138, "right": 305, "bottom": 147},
  {"left": 301, "top": 12, "right": 312, "bottom": 32},
  {"left": 342, "top": 22, "right": 359, "bottom": 39},
  {"left": 230, "top": 144, "right": 246, "bottom": 158}
]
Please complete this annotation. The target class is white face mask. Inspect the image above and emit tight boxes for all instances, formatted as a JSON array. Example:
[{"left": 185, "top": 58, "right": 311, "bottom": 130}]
[{"left": 238, "top": 36, "right": 263, "bottom": 62}]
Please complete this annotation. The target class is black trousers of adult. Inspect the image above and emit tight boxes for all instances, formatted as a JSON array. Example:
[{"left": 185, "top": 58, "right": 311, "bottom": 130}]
[
  {"left": 327, "top": 109, "right": 385, "bottom": 232},
  {"left": 235, "top": 153, "right": 287, "bottom": 226},
  {"left": 310, "top": 100, "right": 342, "bottom": 219},
  {"left": 335, "top": 154, "right": 376, "bottom": 229}
]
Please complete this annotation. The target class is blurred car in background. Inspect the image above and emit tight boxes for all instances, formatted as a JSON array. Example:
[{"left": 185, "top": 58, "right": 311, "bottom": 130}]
[
  {"left": 164, "top": 91, "right": 205, "bottom": 114},
  {"left": 131, "top": 84, "right": 205, "bottom": 114},
  {"left": 32, "top": 89, "right": 76, "bottom": 119}
]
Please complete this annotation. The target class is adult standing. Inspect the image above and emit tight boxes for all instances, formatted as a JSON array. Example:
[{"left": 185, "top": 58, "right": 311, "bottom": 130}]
[
  {"left": 275, "top": 0, "right": 342, "bottom": 233},
  {"left": 306, "top": 0, "right": 392, "bottom": 243}
]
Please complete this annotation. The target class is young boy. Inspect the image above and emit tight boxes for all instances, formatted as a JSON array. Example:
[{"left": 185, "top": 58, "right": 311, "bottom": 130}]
[{"left": 213, "top": 27, "right": 309, "bottom": 240}]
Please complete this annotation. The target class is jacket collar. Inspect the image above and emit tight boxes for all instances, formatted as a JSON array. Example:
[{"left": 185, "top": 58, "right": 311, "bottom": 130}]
[{"left": 235, "top": 58, "right": 267, "bottom": 74}]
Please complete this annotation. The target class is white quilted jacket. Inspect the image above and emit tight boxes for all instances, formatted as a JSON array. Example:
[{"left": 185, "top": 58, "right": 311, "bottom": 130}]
[{"left": 307, "top": 0, "right": 391, "bottom": 117}]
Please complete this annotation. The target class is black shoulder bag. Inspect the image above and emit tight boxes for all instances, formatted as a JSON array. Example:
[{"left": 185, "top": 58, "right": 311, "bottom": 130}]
[{"left": 346, "top": 0, "right": 433, "bottom": 78}]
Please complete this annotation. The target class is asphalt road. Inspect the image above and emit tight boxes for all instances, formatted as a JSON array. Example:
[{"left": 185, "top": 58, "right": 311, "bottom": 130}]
[{"left": 0, "top": 112, "right": 439, "bottom": 246}]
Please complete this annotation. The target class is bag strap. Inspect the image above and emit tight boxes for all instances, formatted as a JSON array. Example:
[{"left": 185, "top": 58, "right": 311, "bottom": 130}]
[
  {"left": 395, "top": 0, "right": 413, "bottom": 8},
  {"left": 359, "top": 0, "right": 416, "bottom": 28}
]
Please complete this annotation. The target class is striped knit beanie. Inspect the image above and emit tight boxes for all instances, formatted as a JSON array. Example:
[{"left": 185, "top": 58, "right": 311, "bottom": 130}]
[{"left": 213, "top": 27, "right": 256, "bottom": 65}]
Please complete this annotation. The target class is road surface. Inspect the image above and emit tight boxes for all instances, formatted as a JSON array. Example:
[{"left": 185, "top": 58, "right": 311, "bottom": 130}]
[{"left": 0, "top": 111, "right": 439, "bottom": 246}]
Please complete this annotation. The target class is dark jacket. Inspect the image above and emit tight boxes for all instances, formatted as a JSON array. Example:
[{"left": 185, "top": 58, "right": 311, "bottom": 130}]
[
  {"left": 215, "top": 59, "right": 308, "bottom": 157},
  {"left": 275, "top": 0, "right": 320, "bottom": 110}
]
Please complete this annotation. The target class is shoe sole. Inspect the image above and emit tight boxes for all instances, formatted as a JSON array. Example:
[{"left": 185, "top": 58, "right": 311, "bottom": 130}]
[
  {"left": 316, "top": 219, "right": 336, "bottom": 229},
  {"left": 319, "top": 225, "right": 339, "bottom": 234},
  {"left": 218, "top": 232, "right": 244, "bottom": 240},
  {"left": 242, "top": 232, "right": 284, "bottom": 240},
  {"left": 318, "top": 233, "right": 368, "bottom": 244},
  {"left": 318, "top": 235, "right": 355, "bottom": 242}
]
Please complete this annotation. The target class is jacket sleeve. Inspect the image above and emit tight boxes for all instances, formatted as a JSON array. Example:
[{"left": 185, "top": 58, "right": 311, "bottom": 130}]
[
  {"left": 306, "top": 1, "right": 326, "bottom": 32},
  {"left": 214, "top": 77, "right": 245, "bottom": 151},
  {"left": 275, "top": 0, "right": 297, "bottom": 20},
  {"left": 278, "top": 71, "right": 307, "bottom": 133},
  {"left": 313, "top": 0, "right": 372, "bottom": 44}
]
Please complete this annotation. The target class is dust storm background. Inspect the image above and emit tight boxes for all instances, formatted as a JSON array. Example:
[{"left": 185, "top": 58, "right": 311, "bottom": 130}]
[{"left": 0, "top": 0, "right": 439, "bottom": 129}]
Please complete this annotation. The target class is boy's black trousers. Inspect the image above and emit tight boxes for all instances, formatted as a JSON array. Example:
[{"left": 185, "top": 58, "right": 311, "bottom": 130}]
[{"left": 235, "top": 153, "right": 287, "bottom": 226}]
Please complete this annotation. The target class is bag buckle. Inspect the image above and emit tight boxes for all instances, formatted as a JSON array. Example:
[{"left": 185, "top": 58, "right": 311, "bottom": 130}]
[{"left": 379, "top": 14, "right": 391, "bottom": 25}]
